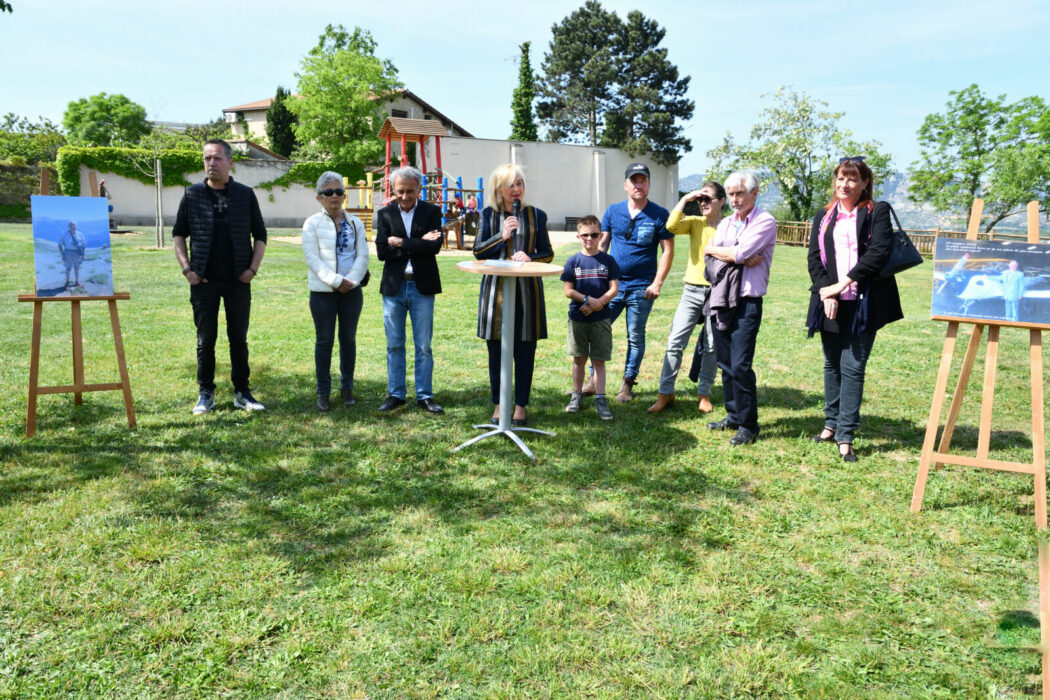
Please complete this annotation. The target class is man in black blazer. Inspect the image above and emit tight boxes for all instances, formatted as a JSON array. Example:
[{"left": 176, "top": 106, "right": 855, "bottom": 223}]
[{"left": 375, "top": 166, "right": 445, "bottom": 414}]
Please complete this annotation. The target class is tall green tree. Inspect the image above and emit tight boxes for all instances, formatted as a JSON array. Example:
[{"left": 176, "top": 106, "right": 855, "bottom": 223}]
[
  {"left": 0, "top": 113, "right": 66, "bottom": 164},
  {"left": 598, "top": 10, "right": 692, "bottom": 165},
  {"left": 509, "top": 42, "right": 538, "bottom": 141},
  {"left": 0, "top": 2, "right": 11, "bottom": 13},
  {"left": 536, "top": 2, "right": 692, "bottom": 164},
  {"left": 909, "top": 84, "right": 1049, "bottom": 231},
  {"left": 535, "top": 1, "right": 620, "bottom": 146},
  {"left": 288, "top": 24, "right": 401, "bottom": 167},
  {"left": 62, "top": 93, "right": 149, "bottom": 147},
  {"left": 265, "top": 86, "right": 298, "bottom": 157},
  {"left": 707, "top": 87, "right": 891, "bottom": 220}
]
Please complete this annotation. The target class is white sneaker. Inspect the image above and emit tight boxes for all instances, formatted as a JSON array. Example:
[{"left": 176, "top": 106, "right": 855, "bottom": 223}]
[
  {"left": 192, "top": 391, "right": 214, "bottom": 416},
  {"left": 233, "top": 390, "right": 265, "bottom": 411}
]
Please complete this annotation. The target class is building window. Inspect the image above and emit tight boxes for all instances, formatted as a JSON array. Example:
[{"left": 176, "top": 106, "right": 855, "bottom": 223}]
[{"left": 391, "top": 109, "right": 407, "bottom": 118}]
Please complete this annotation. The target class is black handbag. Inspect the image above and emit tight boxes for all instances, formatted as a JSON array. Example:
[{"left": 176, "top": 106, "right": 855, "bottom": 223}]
[{"left": 879, "top": 204, "right": 923, "bottom": 279}]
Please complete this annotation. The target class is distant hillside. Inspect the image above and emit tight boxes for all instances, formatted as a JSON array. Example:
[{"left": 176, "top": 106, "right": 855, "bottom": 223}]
[{"left": 678, "top": 172, "right": 1027, "bottom": 232}]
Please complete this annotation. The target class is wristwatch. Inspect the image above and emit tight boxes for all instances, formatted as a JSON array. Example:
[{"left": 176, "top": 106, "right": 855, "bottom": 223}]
[{"left": 182, "top": 265, "right": 192, "bottom": 275}]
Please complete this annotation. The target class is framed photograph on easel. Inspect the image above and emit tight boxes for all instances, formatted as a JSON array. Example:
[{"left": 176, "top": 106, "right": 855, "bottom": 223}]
[
  {"left": 932, "top": 237, "right": 1050, "bottom": 328},
  {"left": 31, "top": 195, "right": 114, "bottom": 297}
]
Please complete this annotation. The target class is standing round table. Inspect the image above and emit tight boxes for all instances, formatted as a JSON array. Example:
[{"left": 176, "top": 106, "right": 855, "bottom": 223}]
[{"left": 454, "top": 259, "right": 562, "bottom": 459}]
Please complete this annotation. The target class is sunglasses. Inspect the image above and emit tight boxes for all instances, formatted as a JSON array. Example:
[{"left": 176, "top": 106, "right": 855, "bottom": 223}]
[
  {"left": 320, "top": 189, "right": 345, "bottom": 197},
  {"left": 578, "top": 232, "right": 600, "bottom": 239},
  {"left": 696, "top": 195, "right": 716, "bottom": 204},
  {"left": 838, "top": 156, "right": 866, "bottom": 164}
]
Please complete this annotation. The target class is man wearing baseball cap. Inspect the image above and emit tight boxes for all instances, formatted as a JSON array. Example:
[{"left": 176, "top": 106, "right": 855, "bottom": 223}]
[{"left": 587, "top": 162, "right": 673, "bottom": 402}]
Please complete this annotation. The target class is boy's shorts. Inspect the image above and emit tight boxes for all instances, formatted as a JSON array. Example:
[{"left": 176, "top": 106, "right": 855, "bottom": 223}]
[{"left": 566, "top": 318, "right": 612, "bottom": 361}]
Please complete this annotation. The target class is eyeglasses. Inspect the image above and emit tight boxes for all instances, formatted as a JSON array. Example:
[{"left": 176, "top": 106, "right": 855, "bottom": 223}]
[
  {"left": 320, "top": 189, "right": 345, "bottom": 197},
  {"left": 696, "top": 196, "right": 714, "bottom": 205},
  {"left": 838, "top": 156, "right": 866, "bottom": 164},
  {"left": 578, "top": 233, "right": 600, "bottom": 239}
]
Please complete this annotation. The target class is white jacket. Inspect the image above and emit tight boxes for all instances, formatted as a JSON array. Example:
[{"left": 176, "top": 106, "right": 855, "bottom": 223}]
[{"left": 302, "top": 209, "right": 370, "bottom": 292}]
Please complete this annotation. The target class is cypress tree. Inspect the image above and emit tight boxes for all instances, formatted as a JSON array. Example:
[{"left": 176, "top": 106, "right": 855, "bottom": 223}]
[
  {"left": 510, "top": 42, "right": 538, "bottom": 141},
  {"left": 266, "top": 86, "right": 298, "bottom": 158}
]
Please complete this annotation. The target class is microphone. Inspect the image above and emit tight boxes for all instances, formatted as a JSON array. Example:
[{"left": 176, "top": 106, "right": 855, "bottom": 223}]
[{"left": 511, "top": 199, "right": 522, "bottom": 253}]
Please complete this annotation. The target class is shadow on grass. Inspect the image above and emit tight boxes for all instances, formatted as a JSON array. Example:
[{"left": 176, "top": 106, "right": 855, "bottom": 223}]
[{"left": 2, "top": 366, "right": 754, "bottom": 578}]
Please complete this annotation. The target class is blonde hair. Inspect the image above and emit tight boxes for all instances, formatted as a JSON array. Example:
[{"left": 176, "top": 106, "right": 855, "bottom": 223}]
[{"left": 486, "top": 163, "right": 526, "bottom": 211}]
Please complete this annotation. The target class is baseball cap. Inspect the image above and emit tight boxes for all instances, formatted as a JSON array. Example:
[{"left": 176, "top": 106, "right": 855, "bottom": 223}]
[{"left": 625, "top": 162, "right": 650, "bottom": 179}]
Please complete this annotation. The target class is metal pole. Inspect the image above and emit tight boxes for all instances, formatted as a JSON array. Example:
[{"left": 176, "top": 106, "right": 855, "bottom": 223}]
[{"left": 155, "top": 156, "right": 164, "bottom": 248}]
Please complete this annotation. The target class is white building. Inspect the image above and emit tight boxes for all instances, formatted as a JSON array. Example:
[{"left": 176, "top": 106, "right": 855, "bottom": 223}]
[{"left": 222, "top": 89, "right": 473, "bottom": 141}]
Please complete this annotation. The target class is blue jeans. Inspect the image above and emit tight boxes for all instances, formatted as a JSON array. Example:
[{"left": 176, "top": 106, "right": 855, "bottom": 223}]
[
  {"left": 310, "top": 288, "right": 363, "bottom": 396},
  {"left": 820, "top": 325, "right": 876, "bottom": 444},
  {"left": 658, "top": 283, "right": 717, "bottom": 395},
  {"left": 382, "top": 281, "right": 434, "bottom": 401},
  {"left": 712, "top": 296, "right": 763, "bottom": 434},
  {"left": 606, "top": 287, "right": 655, "bottom": 381}
]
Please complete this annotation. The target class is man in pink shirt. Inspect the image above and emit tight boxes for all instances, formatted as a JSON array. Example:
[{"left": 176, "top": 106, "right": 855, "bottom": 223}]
[{"left": 702, "top": 171, "right": 776, "bottom": 445}]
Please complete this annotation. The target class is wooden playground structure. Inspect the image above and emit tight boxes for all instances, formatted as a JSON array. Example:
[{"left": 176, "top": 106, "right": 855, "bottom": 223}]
[{"left": 337, "top": 117, "right": 486, "bottom": 249}]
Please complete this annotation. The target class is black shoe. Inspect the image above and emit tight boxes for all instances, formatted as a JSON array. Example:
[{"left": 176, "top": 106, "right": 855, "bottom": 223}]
[
  {"left": 707, "top": 417, "right": 738, "bottom": 431},
  {"left": 417, "top": 398, "right": 444, "bottom": 414},
  {"left": 316, "top": 394, "right": 330, "bottom": 412},
  {"left": 728, "top": 427, "right": 757, "bottom": 445},
  {"left": 378, "top": 396, "right": 406, "bottom": 412},
  {"left": 838, "top": 442, "right": 858, "bottom": 463},
  {"left": 511, "top": 417, "right": 527, "bottom": 427},
  {"left": 341, "top": 389, "right": 356, "bottom": 407}
]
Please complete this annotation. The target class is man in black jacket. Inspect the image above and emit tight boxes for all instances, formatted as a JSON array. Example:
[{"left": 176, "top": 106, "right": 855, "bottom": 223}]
[
  {"left": 375, "top": 166, "right": 444, "bottom": 414},
  {"left": 173, "top": 139, "right": 267, "bottom": 415}
]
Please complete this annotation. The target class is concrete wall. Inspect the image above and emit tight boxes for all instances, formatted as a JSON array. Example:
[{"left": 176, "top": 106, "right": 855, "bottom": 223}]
[
  {"left": 81, "top": 160, "right": 318, "bottom": 229},
  {"left": 81, "top": 140, "right": 679, "bottom": 231},
  {"left": 422, "top": 137, "right": 678, "bottom": 229}
]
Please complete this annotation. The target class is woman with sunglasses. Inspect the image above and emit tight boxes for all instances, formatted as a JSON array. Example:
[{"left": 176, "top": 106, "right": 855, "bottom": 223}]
[
  {"left": 473, "top": 163, "right": 554, "bottom": 426},
  {"left": 302, "top": 172, "right": 370, "bottom": 412},
  {"left": 648, "top": 181, "right": 726, "bottom": 414},
  {"left": 807, "top": 157, "right": 902, "bottom": 462}
]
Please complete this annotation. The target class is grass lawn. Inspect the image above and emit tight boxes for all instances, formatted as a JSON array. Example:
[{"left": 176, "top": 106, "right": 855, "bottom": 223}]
[{"left": 0, "top": 223, "right": 1046, "bottom": 697}]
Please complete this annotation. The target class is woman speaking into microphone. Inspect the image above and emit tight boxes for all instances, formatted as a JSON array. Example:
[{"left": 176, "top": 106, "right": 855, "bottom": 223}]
[{"left": 472, "top": 164, "right": 554, "bottom": 426}]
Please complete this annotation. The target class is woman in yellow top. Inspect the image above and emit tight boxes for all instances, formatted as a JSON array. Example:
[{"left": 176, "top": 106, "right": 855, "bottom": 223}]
[{"left": 648, "top": 181, "right": 725, "bottom": 414}]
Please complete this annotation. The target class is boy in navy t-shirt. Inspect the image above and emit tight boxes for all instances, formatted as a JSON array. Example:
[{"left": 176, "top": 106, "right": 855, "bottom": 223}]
[{"left": 561, "top": 216, "right": 621, "bottom": 420}]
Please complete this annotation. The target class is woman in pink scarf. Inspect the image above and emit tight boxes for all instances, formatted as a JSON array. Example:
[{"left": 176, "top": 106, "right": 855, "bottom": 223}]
[{"left": 806, "top": 157, "right": 903, "bottom": 462}]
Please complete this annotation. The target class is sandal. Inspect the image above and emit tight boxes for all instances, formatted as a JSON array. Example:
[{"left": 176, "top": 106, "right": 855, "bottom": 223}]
[
  {"left": 838, "top": 442, "right": 858, "bottom": 463},
  {"left": 811, "top": 428, "right": 835, "bottom": 443}
]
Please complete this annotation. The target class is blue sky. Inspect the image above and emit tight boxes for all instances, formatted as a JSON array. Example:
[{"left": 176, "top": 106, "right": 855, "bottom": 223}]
[
  {"left": 2, "top": 0, "right": 1047, "bottom": 178},
  {"left": 30, "top": 195, "right": 110, "bottom": 246}
]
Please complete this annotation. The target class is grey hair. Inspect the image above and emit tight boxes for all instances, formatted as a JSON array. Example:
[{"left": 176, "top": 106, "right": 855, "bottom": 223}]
[
  {"left": 391, "top": 166, "right": 424, "bottom": 188},
  {"left": 315, "top": 171, "right": 345, "bottom": 193},
  {"left": 725, "top": 171, "right": 759, "bottom": 193}
]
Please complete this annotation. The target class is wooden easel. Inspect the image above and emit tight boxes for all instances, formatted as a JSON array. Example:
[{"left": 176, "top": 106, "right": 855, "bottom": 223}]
[
  {"left": 20, "top": 172, "right": 136, "bottom": 437},
  {"left": 910, "top": 199, "right": 1049, "bottom": 696},
  {"left": 910, "top": 198, "right": 1046, "bottom": 528}
]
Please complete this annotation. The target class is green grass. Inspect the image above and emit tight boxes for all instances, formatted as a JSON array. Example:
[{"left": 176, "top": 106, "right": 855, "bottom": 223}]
[{"left": 1, "top": 224, "right": 1047, "bottom": 697}]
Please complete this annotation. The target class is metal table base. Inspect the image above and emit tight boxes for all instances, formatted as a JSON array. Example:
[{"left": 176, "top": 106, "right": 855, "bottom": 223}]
[{"left": 453, "top": 274, "right": 555, "bottom": 459}]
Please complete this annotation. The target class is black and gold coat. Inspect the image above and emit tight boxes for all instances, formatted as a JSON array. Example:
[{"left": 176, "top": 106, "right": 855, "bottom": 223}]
[{"left": 472, "top": 205, "right": 554, "bottom": 341}]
